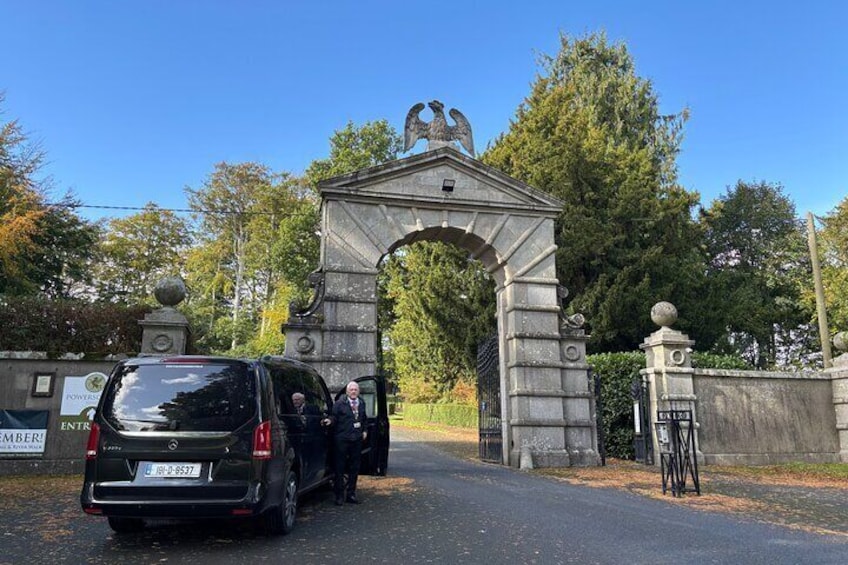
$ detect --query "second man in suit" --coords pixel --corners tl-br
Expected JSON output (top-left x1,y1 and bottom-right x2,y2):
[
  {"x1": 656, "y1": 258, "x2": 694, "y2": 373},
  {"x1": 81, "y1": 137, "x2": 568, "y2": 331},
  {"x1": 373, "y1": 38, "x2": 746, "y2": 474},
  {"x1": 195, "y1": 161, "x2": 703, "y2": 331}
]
[{"x1": 325, "y1": 381, "x2": 368, "y2": 505}]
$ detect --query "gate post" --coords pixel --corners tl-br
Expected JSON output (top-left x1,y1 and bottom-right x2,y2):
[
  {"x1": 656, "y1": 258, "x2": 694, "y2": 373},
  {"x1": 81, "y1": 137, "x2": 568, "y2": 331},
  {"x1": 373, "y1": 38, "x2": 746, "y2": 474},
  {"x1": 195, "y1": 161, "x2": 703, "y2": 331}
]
[
  {"x1": 828, "y1": 332, "x2": 848, "y2": 462},
  {"x1": 283, "y1": 267, "x2": 379, "y2": 391},
  {"x1": 139, "y1": 277, "x2": 191, "y2": 356},
  {"x1": 639, "y1": 301, "x2": 701, "y2": 465},
  {"x1": 559, "y1": 321, "x2": 600, "y2": 466}
]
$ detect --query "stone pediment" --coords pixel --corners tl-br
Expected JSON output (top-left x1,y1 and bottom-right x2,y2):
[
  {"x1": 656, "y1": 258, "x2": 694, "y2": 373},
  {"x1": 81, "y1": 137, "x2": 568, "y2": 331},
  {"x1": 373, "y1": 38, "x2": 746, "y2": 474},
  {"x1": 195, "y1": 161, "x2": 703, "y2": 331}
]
[{"x1": 317, "y1": 147, "x2": 564, "y2": 215}]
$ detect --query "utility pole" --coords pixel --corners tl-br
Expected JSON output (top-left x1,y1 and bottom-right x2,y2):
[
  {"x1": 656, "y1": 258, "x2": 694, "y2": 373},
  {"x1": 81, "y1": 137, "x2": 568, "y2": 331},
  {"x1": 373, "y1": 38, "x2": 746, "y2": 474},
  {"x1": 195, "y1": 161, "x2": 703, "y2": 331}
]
[{"x1": 806, "y1": 212, "x2": 832, "y2": 368}]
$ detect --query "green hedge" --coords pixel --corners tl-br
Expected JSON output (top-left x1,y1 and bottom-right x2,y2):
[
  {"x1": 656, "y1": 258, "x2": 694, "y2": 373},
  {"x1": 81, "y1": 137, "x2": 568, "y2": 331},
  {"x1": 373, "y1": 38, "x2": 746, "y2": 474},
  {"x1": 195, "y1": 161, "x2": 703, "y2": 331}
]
[
  {"x1": 0, "y1": 296, "x2": 151, "y2": 356},
  {"x1": 691, "y1": 352, "x2": 752, "y2": 370},
  {"x1": 588, "y1": 352, "x2": 645, "y2": 460},
  {"x1": 403, "y1": 403, "x2": 478, "y2": 428}
]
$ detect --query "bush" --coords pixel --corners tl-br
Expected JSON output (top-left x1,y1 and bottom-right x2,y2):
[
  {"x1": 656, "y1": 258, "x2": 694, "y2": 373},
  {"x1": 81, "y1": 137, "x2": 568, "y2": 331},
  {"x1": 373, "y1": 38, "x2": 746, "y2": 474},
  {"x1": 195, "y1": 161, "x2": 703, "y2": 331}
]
[
  {"x1": 587, "y1": 352, "x2": 645, "y2": 460},
  {"x1": 403, "y1": 403, "x2": 477, "y2": 428},
  {"x1": 0, "y1": 296, "x2": 151, "y2": 356},
  {"x1": 447, "y1": 377, "x2": 477, "y2": 406},
  {"x1": 397, "y1": 377, "x2": 440, "y2": 404},
  {"x1": 691, "y1": 352, "x2": 752, "y2": 370}
]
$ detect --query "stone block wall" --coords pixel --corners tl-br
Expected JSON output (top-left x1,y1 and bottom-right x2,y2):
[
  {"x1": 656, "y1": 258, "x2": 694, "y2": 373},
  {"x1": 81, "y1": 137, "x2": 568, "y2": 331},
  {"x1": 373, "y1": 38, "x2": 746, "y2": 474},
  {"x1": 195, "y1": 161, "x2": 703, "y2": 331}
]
[
  {"x1": 0, "y1": 354, "x2": 119, "y2": 475},
  {"x1": 693, "y1": 369, "x2": 840, "y2": 465}
]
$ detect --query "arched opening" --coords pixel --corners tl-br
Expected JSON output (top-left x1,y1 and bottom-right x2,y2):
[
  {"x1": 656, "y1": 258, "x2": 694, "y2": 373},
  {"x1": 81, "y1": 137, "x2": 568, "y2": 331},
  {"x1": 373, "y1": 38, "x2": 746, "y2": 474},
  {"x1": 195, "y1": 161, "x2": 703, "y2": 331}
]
[
  {"x1": 284, "y1": 147, "x2": 599, "y2": 467},
  {"x1": 376, "y1": 238, "x2": 499, "y2": 458}
]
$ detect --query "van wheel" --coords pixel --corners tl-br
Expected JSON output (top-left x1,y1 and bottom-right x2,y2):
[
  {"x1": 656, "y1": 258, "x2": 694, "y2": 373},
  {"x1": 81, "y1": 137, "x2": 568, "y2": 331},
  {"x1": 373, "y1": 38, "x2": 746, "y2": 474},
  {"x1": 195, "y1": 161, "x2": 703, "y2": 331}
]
[
  {"x1": 265, "y1": 469, "x2": 298, "y2": 535},
  {"x1": 107, "y1": 517, "x2": 144, "y2": 534}
]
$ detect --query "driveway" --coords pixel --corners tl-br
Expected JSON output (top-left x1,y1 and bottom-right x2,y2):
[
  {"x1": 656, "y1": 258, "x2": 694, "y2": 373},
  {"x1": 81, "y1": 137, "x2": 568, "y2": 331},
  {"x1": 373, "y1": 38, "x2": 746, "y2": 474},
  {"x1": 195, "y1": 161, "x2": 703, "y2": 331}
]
[
  {"x1": 1, "y1": 428, "x2": 846, "y2": 564},
  {"x1": 397, "y1": 422, "x2": 848, "y2": 537}
]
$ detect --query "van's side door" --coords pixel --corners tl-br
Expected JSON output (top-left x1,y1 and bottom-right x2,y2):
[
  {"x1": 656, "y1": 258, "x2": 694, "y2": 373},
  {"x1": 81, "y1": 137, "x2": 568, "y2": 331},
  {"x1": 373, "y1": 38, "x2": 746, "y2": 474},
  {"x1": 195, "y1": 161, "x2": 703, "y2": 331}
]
[
  {"x1": 299, "y1": 367, "x2": 333, "y2": 485},
  {"x1": 335, "y1": 375, "x2": 389, "y2": 476},
  {"x1": 267, "y1": 365, "x2": 310, "y2": 484}
]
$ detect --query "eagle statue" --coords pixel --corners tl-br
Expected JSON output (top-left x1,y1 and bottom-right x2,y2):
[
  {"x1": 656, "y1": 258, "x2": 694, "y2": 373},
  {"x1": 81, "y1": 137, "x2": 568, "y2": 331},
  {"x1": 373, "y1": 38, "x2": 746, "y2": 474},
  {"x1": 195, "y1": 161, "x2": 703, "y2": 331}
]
[{"x1": 403, "y1": 100, "x2": 475, "y2": 155}]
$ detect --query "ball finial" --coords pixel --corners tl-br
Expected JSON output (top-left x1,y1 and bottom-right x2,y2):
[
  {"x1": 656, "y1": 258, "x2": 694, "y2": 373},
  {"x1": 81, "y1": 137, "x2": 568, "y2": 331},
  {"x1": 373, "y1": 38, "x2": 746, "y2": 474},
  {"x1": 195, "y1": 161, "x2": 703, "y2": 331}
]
[
  {"x1": 153, "y1": 277, "x2": 187, "y2": 307},
  {"x1": 834, "y1": 332, "x2": 848, "y2": 353},
  {"x1": 651, "y1": 301, "x2": 678, "y2": 328}
]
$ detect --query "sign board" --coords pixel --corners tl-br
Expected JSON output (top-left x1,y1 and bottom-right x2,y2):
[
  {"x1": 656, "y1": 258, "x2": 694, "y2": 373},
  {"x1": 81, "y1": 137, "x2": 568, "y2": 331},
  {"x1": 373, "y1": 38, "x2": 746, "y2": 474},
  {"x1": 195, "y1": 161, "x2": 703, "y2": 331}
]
[
  {"x1": 59, "y1": 373, "x2": 108, "y2": 432},
  {"x1": 0, "y1": 410, "x2": 48, "y2": 457}
]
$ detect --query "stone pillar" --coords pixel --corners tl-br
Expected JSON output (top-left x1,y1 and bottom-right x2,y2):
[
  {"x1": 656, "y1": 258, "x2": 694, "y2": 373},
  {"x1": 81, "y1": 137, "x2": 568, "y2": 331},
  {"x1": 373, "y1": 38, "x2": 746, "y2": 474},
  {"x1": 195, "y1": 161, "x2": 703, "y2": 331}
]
[
  {"x1": 501, "y1": 279, "x2": 599, "y2": 468},
  {"x1": 502, "y1": 279, "x2": 571, "y2": 467},
  {"x1": 559, "y1": 322, "x2": 600, "y2": 466},
  {"x1": 829, "y1": 332, "x2": 848, "y2": 462},
  {"x1": 639, "y1": 301, "x2": 700, "y2": 464},
  {"x1": 139, "y1": 277, "x2": 191, "y2": 356},
  {"x1": 283, "y1": 268, "x2": 378, "y2": 392}
]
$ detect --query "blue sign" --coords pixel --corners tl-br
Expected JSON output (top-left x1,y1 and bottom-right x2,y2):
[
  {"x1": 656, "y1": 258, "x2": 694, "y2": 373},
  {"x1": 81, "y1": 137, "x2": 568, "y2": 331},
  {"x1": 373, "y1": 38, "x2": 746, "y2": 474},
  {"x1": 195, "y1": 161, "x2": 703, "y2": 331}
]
[{"x1": 0, "y1": 410, "x2": 49, "y2": 457}]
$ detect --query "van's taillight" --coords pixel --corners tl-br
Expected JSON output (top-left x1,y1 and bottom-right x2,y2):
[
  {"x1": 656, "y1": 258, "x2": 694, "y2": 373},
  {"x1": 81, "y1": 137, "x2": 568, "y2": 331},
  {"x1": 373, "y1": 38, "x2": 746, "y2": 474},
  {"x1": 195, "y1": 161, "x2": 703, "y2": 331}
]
[
  {"x1": 252, "y1": 421, "x2": 272, "y2": 459},
  {"x1": 85, "y1": 423, "x2": 100, "y2": 460}
]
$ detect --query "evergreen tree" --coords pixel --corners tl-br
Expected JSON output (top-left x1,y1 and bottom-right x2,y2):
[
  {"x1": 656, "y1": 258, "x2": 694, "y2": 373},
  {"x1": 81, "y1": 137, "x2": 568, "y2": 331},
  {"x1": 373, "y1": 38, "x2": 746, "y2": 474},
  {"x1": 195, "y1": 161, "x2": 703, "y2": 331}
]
[
  {"x1": 701, "y1": 180, "x2": 813, "y2": 367},
  {"x1": 384, "y1": 242, "x2": 496, "y2": 402},
  {"x1": 483, "y1": 32, "x2": 702, "y2": 351}
]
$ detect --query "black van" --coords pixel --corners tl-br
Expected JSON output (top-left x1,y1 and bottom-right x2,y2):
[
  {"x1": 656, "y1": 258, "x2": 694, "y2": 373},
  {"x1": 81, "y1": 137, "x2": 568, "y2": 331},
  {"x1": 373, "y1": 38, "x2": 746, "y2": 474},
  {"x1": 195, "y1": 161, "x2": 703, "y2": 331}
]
[{"x1": 80, "y1": 355, "x2": 389, "y2": 534}]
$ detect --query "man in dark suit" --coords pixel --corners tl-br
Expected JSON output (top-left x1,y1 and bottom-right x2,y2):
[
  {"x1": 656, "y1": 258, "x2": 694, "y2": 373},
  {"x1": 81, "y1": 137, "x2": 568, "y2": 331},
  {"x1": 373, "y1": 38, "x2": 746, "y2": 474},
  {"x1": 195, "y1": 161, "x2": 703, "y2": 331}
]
[{"x1": 326, "y1": 381, "x2": 367, "y2": 505}]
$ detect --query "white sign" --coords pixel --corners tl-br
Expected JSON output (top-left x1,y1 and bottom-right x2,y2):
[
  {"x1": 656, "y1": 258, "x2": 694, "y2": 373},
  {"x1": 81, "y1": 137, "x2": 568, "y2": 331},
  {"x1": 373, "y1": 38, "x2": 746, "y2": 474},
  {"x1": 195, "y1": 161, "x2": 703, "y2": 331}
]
[
  {"x1": 0, "y1": 429, "x2": 47, "y2": 454},
  {"x1": 633, "y1": 401, "x2": 641, "y2": 434},
  {"x1": 59, "y1": 373, "x2": 108, "y2": 431},
  {"x1": 0, "y1": 410, "x2": 49, "y2": 457}
]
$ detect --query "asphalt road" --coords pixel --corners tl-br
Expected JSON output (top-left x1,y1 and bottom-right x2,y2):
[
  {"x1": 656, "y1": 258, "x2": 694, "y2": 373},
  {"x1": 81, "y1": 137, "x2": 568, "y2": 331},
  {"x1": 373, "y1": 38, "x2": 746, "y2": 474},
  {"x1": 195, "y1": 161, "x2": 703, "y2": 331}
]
[{"x1": 2, "y1": 430, "x2": 847, "y2": 564}]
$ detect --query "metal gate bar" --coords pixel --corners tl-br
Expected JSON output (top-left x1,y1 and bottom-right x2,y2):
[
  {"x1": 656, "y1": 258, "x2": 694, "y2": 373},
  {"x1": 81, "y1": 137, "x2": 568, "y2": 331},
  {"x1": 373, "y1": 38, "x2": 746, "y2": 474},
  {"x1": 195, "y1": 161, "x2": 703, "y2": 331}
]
[
  {"x1": 655, "y1": 409, "x2": 700, "y2": 497},
  {"x1": 632, "y1": 376, "x2": 654, "y2": 465},
  {"x1": 477, "y1": 335, "x2": 502, "y2": 463}
]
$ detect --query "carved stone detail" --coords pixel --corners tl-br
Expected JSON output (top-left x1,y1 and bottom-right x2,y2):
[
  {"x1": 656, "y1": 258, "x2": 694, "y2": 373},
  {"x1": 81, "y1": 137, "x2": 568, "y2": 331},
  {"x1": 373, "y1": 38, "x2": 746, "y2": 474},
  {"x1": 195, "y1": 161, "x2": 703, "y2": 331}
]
[
  {"x1": 296, "y1": 335, "x2": 315, "y2": 354},
  {"x1": 404, "y1": 100, "x2": 474, "y2": 155},
  {"x1": 289, "y1": 269, "x2": 326, "y2": 323}
]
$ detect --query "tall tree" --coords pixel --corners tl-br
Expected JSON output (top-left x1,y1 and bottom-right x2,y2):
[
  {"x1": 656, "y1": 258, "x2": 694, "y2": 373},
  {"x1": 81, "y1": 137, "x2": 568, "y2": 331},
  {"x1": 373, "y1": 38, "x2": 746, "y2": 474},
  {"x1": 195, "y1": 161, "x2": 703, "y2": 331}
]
[
  {"x1": 384, "y1": 242, "x2": 496, "y2": 402},
  {"x1": 0, "y1": 95, "x2": 98, "y2": 297},
  {"x1": 483, "y1": 32, "x2": 702, "y2": 351},
  {"x1": 185, "y1": 162, "x2": 318, "y2": 353},
  {"x1": 187, "y1": 162, "x2": 276, "y2": 349},
  {"x1": 95, "y1": 203, "x2": 193, "y2": 303},
  {"x1": 304, "y1": 120, "x2": 403, "y2": 187},
  {"x1": 0, "y1": 103, "x2": 44, "y2": 290},
  {"x1": 245, "y1": 176, "x2": 319, "y2": 351},
  {"x1": 701, "y1": 180, "x2": 812, "y2": 367},
  {"x1": 808, "y1": 197, "x2": 848, "y2": 344}
]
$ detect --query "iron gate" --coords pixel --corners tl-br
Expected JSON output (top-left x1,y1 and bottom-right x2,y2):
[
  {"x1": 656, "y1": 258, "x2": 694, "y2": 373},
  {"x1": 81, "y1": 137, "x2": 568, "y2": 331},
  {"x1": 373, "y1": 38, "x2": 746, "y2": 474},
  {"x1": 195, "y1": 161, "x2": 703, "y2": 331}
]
[
  {"x1": 631, "y1": 376, "x2": 654, "y2": 464},
  {"x1": 477, "y1": 335, "x2": 502, "y2": 463}
]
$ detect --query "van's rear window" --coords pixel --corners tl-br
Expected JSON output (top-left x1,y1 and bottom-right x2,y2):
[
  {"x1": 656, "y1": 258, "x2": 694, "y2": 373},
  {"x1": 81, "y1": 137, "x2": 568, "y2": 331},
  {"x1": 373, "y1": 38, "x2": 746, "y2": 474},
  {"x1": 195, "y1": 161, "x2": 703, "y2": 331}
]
[{"x1": 103, "y1": 362, "x2": 256, "y2": 432}]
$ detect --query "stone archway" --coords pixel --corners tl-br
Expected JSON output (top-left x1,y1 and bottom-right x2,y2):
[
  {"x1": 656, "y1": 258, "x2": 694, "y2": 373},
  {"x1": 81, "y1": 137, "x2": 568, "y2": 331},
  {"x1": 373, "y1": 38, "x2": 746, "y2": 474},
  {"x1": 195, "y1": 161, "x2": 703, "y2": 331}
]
[{"x1": 284, "y1": 146, "x2": 599, "y2": 468}]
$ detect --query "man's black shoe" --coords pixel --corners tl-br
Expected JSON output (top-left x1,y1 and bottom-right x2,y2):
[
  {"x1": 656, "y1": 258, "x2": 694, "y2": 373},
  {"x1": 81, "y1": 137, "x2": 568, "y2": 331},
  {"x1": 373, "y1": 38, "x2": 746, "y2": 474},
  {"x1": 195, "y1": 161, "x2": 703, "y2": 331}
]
[
  {"x1": 334, "y1": 497, "x2": 344, "y2": 506},
  {"x1": 345, "y1": 494, "x2": 359, "y2": 504}
]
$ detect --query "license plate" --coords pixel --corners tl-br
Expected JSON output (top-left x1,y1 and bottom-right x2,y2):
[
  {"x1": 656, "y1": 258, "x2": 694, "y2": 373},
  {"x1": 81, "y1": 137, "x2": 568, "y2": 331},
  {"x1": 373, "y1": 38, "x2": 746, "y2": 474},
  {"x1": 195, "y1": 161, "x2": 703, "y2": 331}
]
[{"x1": 144, "y1": 462, "x2": 202, "y2": 478}]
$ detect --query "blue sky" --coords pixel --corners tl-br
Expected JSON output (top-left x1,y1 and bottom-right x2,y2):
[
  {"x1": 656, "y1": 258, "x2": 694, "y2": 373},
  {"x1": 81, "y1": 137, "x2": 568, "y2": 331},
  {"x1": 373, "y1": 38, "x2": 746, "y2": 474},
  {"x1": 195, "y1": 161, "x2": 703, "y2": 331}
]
[{"x1": 1, "y1": 1, "x2": 845, "y2": 222}]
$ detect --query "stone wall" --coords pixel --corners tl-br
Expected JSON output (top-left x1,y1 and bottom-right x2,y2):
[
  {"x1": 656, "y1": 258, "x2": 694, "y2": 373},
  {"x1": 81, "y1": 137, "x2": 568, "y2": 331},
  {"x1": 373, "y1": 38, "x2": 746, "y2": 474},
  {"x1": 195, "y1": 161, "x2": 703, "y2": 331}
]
[
  {"x1": 640, "y1": 301, "x2": 847, "y2": 466},
  {"x1": 0, "y1": 354, "x2": 118, "y2": 475},
  {"x1": 693, "y1": 369, "x2": 840, "y2": 465}
]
